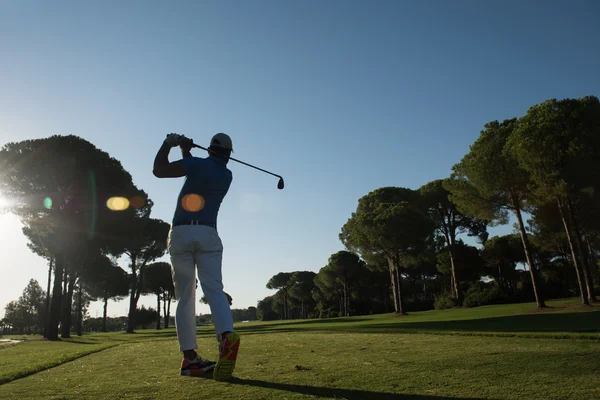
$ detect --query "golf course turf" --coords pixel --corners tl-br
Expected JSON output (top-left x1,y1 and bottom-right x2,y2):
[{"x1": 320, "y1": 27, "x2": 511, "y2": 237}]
[{"x1": 0, "y1": 298, "x2": 598, "y2": 400}]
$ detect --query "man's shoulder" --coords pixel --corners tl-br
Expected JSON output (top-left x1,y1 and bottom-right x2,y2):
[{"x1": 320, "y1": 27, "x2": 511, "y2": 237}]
[{"x1": 183, "y1": 155, "x2": 206, "y2": 163}]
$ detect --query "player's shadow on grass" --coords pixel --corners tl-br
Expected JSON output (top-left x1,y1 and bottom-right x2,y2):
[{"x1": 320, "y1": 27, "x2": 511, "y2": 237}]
[{"x1": 228, "y1": 378, "x2": 484, "y2": 400}]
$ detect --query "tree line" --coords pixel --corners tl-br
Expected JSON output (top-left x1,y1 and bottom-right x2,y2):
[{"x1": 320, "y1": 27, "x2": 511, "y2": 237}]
[
  {"x1": 256, "y1": 96, "x2": 600, "y2": 319},
  {"x1": 0, "y1": 135, "x2": 178, "y2": 338}
]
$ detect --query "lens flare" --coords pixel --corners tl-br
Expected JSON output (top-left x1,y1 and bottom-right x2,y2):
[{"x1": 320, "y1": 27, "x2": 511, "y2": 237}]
[
  {"x1": 43, "y1": 197, "x2": 52, "y2": 209},
  {"x1": 107, "y1": 197, "x2": 130, "y2": 211},
  {"x1": 182, "y1": 194, "x2": 205, "y2": 212},
  {"x1": 130, "y1": 196, "x2": 145, "y2": 208}
]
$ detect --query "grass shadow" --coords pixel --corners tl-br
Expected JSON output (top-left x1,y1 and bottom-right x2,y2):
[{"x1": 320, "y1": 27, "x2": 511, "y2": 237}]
[
  {"x1": 59, "y1": 340, "x2": 104, "y2": 345},
  {"x1": 226, "y1": 310, "x2": 600, "y2": 339},
  {"x1": 363, "y1": 311, "x2": 600, "y2": 334},
  {"x1": 229, "y1": 378, "x2": 485, "y2": 399}
]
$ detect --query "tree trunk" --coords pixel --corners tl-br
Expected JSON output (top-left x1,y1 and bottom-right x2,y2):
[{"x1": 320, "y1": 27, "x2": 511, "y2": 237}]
[
  {"x1": 62, "y1": 275, "x2": 76, "y2": 338},
  {"x1": 44, "y1": 258, "x2": 53, "y2": 338},
  {"x1": 102, "y1": 292, "x2": 108, "y2": 332},
  {"x1": 395, "y1": 265, "x2": 405, "y2": 315},
  {"x1": 448, "y1": 246, "x2": 460, "y2": 300},
  {"x1": 442, "y1": 230, "x2": 460, "y2": 300},
  {"x1": 156, "y1": 294, "x2": 161, "y2": 330},
  {"x1": 558, "y1": 198, "x2": 589, "y2": 305},
  {"x1": 62, "y1": 269, "x2": 68, "y2": 315},
  {"x1": 343, "y1": 281, "x2": 348, "y2": 317},
  {"x1": 586, "y1": 235, "x2": 598, "y2": 281},
  {"x1": 512, "y1": 195, "x2": 546, "y2": 308},
  {"x1": 162, "y1": 295, "x2": 168, "y2": 329},
  {"x1": 126, "y1": 254, "x2": 138, "y2": 334},
  {"x1": 167, "y1": 297, "x2": 172, "y2": 328},
  {"x1": 46, "y1": 257, "x2": 63, "y2": 341},
  {"x1": 126, "y1": 292, "x2": 137, "y2": 333},
  {"x1": 76, "y1": 284, "x2": 83, "y2": 336},
  {"x1": 387, "y1": 259, "x2": 400, "y2": 313},
  {"x1": 165, "y1": 294, "x2": 172, "y2": 328},
  {"x1": 566, "y1": 198, "x2": 597, "y2": 302}
]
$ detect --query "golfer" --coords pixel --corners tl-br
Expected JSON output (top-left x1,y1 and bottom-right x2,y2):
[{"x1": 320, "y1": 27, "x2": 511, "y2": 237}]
[{"x1": 153, "y1": 132, "x2": 240, "y2": 380}]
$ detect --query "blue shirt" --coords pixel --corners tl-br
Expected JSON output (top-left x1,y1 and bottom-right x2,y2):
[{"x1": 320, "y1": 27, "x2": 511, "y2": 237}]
[{"x1": 172, "y1": 155, "x2": 233, "y2": 226}]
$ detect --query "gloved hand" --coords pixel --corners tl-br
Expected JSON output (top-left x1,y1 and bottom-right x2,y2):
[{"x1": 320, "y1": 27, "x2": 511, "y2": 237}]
[{"x1": 165, "y1": 133, "x2": 183, "y2": 147}]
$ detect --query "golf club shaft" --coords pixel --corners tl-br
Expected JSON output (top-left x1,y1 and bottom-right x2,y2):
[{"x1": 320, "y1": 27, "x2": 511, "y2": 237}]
[{"x1": 191, "y1": 143, "x2": 283, "y2": 180}]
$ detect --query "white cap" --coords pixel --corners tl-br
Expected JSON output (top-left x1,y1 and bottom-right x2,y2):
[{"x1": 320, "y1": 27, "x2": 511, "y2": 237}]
[{"x1": 210, "y1": 133, "x2": 233, "y2": 151}]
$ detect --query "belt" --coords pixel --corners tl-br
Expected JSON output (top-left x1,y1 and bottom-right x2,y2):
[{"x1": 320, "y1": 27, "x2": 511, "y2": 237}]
[{"x1": 172, "y1": 220, "x2": 216, "y2": 229}]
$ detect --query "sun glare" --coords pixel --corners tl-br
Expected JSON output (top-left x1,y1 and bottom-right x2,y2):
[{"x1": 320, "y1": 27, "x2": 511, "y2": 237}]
[{"x1": 0, "y1": 195, "x2": 11, "y2": 209}]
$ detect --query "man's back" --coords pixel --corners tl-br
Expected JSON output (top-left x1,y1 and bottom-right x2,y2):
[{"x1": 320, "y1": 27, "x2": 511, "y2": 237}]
[{"x1": 172, "y1": 155, "x2": 233, "y2": 225}]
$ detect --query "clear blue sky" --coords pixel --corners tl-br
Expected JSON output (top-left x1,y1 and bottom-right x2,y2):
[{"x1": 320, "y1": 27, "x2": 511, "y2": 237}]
[{"x1": 1, "y1": 0, "x2": 599, "y2": 318}]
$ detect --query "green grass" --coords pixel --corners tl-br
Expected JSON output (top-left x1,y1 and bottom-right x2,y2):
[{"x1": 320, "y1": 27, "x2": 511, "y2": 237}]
[
  {"x1": 0, "y1": 339, "x2": 116, "y2": 384},
  {"x1": 0, "y1": 298, "x2": 599, "y2": 399}
]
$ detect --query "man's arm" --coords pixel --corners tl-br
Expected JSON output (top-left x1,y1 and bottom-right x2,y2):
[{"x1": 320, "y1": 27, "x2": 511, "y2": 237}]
[
  {"x1": 153, "y1": 135, "x2": 186, "y2": 178},
  {"x1": 180, "y1": 137, "x2": 193, "y2": 158},
  {"x1": 181, "y1": 148, "x2": 192, "y2": 158}
]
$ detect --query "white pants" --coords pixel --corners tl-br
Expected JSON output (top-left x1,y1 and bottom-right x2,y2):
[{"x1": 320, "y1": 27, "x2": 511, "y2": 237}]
[{"x1": 168, "y1": 224, "x2": 234, "y2": 352}]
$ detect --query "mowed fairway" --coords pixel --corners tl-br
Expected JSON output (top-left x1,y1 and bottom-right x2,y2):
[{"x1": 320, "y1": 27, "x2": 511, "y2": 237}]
[{"x1": 1, "y1": 299, "x2": 599, "y2": 400}]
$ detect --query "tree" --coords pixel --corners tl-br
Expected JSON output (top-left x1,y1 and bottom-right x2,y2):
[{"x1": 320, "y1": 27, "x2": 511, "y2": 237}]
[
  {"x1": 118, "y1": 217, "x2": 170, "y2": 333},
  {"x1": 60, "y1": 235, "x2": 95, "y2": 338},
  {"x1": 313, "y1": 267, "x2": 342, "y2": 318},
  {"x1": 509, "y1": 96, "x2": 600, "y2": 303},
  {"x1": 2, "y1": 279, "x2": 46, "y2": 334},
  {"x1": 266, "y1": 272, "x2": 293, "y2": 319},
  {"x1": 420, "y1": 179, "x2": 488, "y2": 299},
  {"x1": 318, "y1": 252, "x2": 363, "y2": 317},
  {"x1": 436, "y1": 241, "x2": 485, "y2": 291},
  {"x1": 3, "y1": 301, "x2": 24, "y2": 334},
  {"x1": 481, "y1": 235, "x2": 526, "y2": 292},
  {"x1": 445, "y1": 119, "x2": 547, "y2": 308},
  {"x1": 287, "y1": 271, "x2": 317, "y2": 319},
  {"x1": 0, "y1": 135, "x2": 147, "y2": 340},
  {"x1": 20, "y1": 222, "x2": 54, "y2": 335},
  {"x1": 340, "y1": 187, "x2": 435, "y2": 315},
  {"x1": 256, "y1": 295, "x2": 280, "y2": 321},
  {"x1": 80, "y1": 255, "x2": 130, "y2": 332},
  {"x1": 134, "y1": 306, "x2": 158, "y2": 329},
  {"x1": 143, "y1": 262, "x2": 176, "y2": 329}
]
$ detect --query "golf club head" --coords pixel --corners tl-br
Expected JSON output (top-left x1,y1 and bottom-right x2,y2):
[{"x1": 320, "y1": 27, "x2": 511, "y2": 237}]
[{"x1": 277, "y1": 177, "x2": 285, "y2": 190}]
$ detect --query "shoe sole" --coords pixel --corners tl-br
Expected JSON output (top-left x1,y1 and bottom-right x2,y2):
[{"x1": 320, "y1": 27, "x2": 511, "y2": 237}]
[
  {"x1": 181, "y1": 365, "x2": 215, "y2": 377},
  {"x1": 214, "y1": 332, "x2": 240, "y2": 381}
]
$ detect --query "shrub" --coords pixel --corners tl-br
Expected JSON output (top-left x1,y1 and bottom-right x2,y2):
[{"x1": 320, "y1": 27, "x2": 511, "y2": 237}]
[
  {"x1": 434, "y1": 293, "x2": 458, "y2": 310},
  {"x1": 404, "y1": 298, "x2": 434, "y2": 312},
  {"x1": 462, "y1": 282, "x2": 511, "y2": 308}
]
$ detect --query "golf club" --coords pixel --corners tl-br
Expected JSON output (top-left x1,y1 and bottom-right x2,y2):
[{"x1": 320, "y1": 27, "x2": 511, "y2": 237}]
[{"x1": 168, "y1": 135, "x2": 284, "y2": 189}]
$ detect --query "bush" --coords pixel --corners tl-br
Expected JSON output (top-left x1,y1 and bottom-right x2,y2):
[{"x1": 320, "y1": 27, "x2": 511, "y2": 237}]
[
  {"x1": 258, "y1": 310, "x2": 280, "y2": 321},
  {"x1": 434, "y1": 293, "x2": 458, "y2": 310},
  {"x1": 404, "y1": 298, "x2": 435, "y2": 312},
  {"x1": 462, "y1": 282, "x2": 511, "y2": 308}
]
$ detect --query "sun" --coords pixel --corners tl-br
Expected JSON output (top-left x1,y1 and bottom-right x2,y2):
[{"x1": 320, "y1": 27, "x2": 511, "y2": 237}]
[{"x1": 0, "y1": 194, "x2": 14, "y2": 209}]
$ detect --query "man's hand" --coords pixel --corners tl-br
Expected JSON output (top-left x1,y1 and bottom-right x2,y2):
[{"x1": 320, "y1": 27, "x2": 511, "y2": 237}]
[
  {"x1": 175, "y1": 135, "x2": 193, "y2": 158},
  {"x1": 165, "y1": 133, "x2": 183, "y2": 147},
  {"x1": 179, "y1": 136, "x2": 193, "y2": 152},
  {"x1": 154, "y1": 133, "x2": 187, "y2": 178}
]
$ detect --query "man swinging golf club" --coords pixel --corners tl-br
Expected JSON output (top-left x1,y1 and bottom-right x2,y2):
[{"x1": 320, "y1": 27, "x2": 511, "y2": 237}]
[{"x1": 153, "y1": 132, "x2": 240, "y2": 380}]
